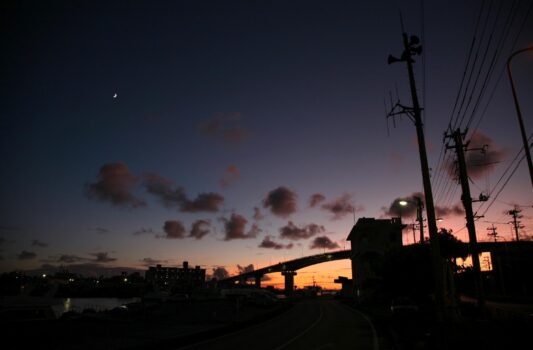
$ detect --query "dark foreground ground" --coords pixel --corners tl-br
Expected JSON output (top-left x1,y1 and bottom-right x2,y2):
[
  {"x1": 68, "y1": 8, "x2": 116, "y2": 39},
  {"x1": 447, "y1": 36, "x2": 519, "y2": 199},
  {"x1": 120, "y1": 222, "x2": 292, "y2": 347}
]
[
  {"x1": 2, "y1": 297, "x2": 291, "y2": 350},
  {"x1": 3, "y1": 295, "x2": 533, "y2": 350},
  {"x1": 355, "y1": 296, "x2": 533, "y2": 350}
]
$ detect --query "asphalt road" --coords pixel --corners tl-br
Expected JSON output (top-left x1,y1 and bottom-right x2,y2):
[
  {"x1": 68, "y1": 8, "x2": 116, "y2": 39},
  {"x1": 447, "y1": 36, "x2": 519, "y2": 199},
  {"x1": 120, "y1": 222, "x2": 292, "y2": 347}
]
[{"x1": 177, "y1": 297, "x2": 389, "y2": 350}]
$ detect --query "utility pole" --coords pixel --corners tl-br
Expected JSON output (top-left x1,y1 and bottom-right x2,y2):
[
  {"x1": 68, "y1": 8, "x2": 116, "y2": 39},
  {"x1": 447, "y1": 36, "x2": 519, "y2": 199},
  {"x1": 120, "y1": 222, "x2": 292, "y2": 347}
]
[
  {"x1": 415, "y1": 196, "x2": 425, "y2": 243},
  {"x1": 388, "y1": 32, "x2": 445, "y2": 318},
  {"x1": 445, "y1": 128, "x2": 485, "y2": 309},
  {"x1": 487, "y1": 224, "x2": 498, "y2": 242},
  {"x1": 508, "y1": 207, "x2": 523, "y2": 241}
]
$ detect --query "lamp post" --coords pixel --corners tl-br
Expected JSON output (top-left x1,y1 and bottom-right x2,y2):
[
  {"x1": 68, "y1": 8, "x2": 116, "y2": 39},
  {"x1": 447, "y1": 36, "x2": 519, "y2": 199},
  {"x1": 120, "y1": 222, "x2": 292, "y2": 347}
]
[
  {"x1": 398, "y1": 200, "x2": 408, "y2": 245},
  {"x1": 507, "y1": 46, "x2": 533, "y2": 191}
]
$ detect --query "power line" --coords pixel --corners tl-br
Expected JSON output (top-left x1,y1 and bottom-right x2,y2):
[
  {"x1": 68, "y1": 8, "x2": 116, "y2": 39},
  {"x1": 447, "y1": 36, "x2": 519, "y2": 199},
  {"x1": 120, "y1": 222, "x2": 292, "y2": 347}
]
[
  {"x1": 465, "y1": 0, "x2": 521, "y2": 132},
  {"x1": 469, "y1": 0, "x2": 532, "y2": 137},
  {"x1": 456, "y1": 0, "x2": 503, "y2": 130},
  {"x1": 479, "y1": 150, "x2": 529, "y2": 218},
  {"x1": 451, "y1": 0, "x2": 495, "y2": 131}
]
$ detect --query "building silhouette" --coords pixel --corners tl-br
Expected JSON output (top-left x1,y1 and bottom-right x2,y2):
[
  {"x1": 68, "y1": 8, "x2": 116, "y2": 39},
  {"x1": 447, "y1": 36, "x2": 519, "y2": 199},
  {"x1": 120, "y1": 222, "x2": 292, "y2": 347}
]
[
  {"x1": 145, "y1": 261, "x2": 205, "y2": 291},
  {"x1": 347, "y1": 217, "x2": 405, "y2": 303}
]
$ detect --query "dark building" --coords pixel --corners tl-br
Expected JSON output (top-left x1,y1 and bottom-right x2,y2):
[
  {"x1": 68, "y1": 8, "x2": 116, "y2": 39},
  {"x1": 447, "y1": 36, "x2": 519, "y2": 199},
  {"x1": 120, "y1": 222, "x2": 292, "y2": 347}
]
[
  {"x1": 457, "y1": 241, "x2": 533, "y2": 299},
  {"x1": 347, "y1": 217, "x2": 405, "y2": 303},
  {"x1": 145, "y1": 261, "x2": 206, "y2": 291},
  {"x1": 334, "y1": 276, "x2": 353, "y2": 298}
]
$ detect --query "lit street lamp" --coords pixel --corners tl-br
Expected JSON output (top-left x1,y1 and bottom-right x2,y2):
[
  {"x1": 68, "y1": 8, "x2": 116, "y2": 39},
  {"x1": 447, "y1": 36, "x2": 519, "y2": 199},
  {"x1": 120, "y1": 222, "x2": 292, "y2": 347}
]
[
  {"x1": 398, "y1": 200, "x2": 408, "y2": 223},
  {"x1": 507, "y1": 46, "x2": 533, "y2": 192}
]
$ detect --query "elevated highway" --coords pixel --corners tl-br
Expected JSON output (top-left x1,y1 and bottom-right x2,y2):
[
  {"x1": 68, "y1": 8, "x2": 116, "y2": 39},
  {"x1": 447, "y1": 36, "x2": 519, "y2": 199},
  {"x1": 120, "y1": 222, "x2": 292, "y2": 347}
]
[{"x1": 219, "y1": 250, "x2": 352, "y2": 292}]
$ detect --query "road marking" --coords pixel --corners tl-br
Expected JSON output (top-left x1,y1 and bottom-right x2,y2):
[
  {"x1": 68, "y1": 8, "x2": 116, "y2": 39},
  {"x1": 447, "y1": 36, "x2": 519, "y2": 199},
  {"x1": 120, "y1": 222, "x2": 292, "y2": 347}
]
[
  {"x1": 349, "y1": 307, "x2": 380, "y2": 350},
  {"x1": 273, "y1": 305, "x2": 324, "y2": 350}
]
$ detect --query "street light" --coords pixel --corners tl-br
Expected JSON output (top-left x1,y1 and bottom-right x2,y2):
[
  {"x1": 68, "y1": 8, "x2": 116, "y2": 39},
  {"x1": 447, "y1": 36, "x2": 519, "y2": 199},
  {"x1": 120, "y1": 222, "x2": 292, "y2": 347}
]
[
  {"x1": 507, "y1": 46, "x2": 533, "y2": 192},
  {"x1": 398, "y1": 200, "x2": 408, "y2": 223}
]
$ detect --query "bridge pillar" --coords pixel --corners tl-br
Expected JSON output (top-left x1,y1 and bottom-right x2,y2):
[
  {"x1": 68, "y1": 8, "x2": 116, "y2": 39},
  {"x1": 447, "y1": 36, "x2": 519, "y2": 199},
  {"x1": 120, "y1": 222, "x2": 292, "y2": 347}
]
[
  {"x1": 254, "y1": 274, "x2": 263, "y2": 288},
  {"x1": 281, "y1": 271, "x2": 297, "y2": 294}
]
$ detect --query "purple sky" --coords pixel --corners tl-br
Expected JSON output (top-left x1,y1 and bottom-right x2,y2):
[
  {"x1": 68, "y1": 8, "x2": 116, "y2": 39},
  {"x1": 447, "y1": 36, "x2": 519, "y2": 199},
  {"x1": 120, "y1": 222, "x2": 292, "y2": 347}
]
[{"x1": 1, "y1": 1, "x2": 532, "y2": 282}]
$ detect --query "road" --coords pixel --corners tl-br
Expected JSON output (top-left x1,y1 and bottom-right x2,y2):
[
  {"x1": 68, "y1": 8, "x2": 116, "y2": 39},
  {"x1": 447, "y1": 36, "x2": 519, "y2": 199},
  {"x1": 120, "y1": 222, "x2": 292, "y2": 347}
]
[{"x1": 177, "y1": 297, "x2": 390, "y2": 350}]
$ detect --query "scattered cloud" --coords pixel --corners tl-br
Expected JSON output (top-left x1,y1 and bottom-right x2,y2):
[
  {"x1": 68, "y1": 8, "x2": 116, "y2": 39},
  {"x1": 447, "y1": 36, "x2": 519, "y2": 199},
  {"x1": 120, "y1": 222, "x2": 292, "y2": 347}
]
[
  {"x1": 143, "y1": 173, "x2": 224, "y2": 213},
  {"x1": 220, "y1": 164, "x2": 240, "y2": 188},
  {"x1": 200, "y1": 112, "x2": 251, "y2": 145},
  {"x1": 279, "y1": 222, "x2": 325, "y2": 240},
  {"x1": 143, "y1": 173, "x2": 224, "y2": 212},
  {"x1": 85, "y1": 162, "x2": 145, "y2": 208},
  {"x1": 389, "y1": 151, "x2": 405, "y2": 168},
  {"x1": 212, "y1": 266, "x2": 230, "y2": 280},
  {"x1": 445, "y1": 131, "x2": 506, "y2": 180},
  {"x1": 263, "y1": 186, "x2": 297, "y2": 218},
  {"x1": 31, "y1": 239, "x2": 48, "y2": 247},
  {"x1": 57, "y1": 254, "x2": 86, "y2": 263},
  {"x1": 321, "y1": 194, "x2": 364, "y2": 220},
  {"x1": 17, "y1": 250, "x2": 37, "y2": 260},
  {"x1": 140, "y1": 257, "x2": 165, "y2": 266},
  {"x1": 309, "y1": 236, "x2": 339, "y2": 250},
  {"x1": 182, "y1": 193, "x2": 225, "y2": 213},
  {"x1": 383, "y1": 192, "x2": 424, "y2": 218},
  {"x1": 162, "y1": 220, "x2": 186, "y2": 239},
  {"x1": 93, "y1": 227, "x2": 109, "y2": 234},
  {"x1": 90, "y1": 252, "x2": 117, "y2": 263},
  {"x1": 190, "y1": 220, "x2": 211, "y2": 240},
  {"x1": 309, "y1": 193, "x2": 326, "y2": 208},
  {"x1": 237, "y1": 264, "x2": 254, "y2": 274},
  {"x1": 435, "y1": 204, "x2": 464, "y2": 218},
  {"x1": 258, "y1": 235, "x2": 293, "y2": 249},
  {"x1": 465, "y1": 132, "x2": 506, "y2": 179},
  {"x1": 221, "y1": 213, "x2": 260, "y2": 240},
  {"x1": 133, "y1": 227, "x2": 155, "y2": 235},
  {"x1": 253, "y1": 207, "x2": 264, "y2": 221},
  {"x1": 143, "y1": 173, "x2": 186, "y2": 207}
]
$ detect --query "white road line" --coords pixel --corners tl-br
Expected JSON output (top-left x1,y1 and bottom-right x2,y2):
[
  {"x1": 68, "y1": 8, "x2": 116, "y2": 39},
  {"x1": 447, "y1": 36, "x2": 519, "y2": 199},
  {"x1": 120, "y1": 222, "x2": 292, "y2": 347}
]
[
  {"x1": 273, "y1": 305, "x2": 324, "y2": 350},
  {"x1": 349, "y1": 307, "x2": 380, "y2": 350}
]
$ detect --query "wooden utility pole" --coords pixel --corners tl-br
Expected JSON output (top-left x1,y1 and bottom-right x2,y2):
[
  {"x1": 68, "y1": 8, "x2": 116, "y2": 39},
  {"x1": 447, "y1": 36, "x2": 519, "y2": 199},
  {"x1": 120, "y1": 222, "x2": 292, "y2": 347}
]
[
  {"x1": 388, "y1": 32, "x2": 445, "y2": 318},
  {"x1": 415, "y1": 196, "x2": 425, "y2": 243},
  {"x1": 446, "y1": 128, "x2": 485, "y2": 309},
  {"x1": 508, "y1": 208, "x2": 523, "y2": 241},
  {"x1": 487, "y1": 224, "x2": 498, "y2": 242}
]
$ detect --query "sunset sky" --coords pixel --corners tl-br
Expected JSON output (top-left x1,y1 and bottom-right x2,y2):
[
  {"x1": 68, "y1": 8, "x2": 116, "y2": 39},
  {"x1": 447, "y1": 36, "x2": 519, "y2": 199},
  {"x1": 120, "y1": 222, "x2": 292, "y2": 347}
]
[{"x1": 1, "y1": 0, "x2": 532, "y2": 289}]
